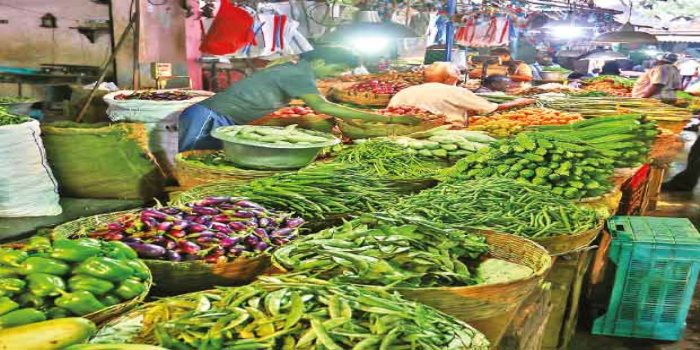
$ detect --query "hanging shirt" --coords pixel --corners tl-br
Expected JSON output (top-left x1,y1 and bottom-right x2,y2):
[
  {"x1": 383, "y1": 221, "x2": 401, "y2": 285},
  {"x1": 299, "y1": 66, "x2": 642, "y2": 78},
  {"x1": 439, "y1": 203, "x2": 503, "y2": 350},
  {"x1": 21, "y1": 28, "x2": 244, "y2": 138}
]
[
  {"x1": 198, "y1": 61, "x2": 319, "y2": 124},
  {"x1": 632, "y1": 64, "x2": 681, "y2": 101},
  {"x1": 389, "y1": 83, "x2": 498, "y2": 122}
]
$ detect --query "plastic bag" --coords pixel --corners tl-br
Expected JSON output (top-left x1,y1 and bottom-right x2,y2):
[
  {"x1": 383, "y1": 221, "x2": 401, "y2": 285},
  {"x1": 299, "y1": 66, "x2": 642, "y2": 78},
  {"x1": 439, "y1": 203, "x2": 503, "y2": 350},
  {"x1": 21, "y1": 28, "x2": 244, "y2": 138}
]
[
  {"x1": 200, "y1": 1, "x2": 255, "y2": 55},
  {"x1": 0, "y1": 120, "x2": 62, "y2": 217}
]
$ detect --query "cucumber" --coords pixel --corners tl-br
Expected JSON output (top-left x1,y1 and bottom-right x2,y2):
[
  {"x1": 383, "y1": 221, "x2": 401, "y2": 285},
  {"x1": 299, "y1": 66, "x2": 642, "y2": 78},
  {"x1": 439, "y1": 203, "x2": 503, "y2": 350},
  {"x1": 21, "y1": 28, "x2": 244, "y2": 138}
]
[
  {"x1": 418, "y1": 149, "x2": 433, "y2": 157},
  {"x1": 441, "y1": 144, "x2": 458, "y2": 151},
  {"x1": 432, "y1": 149, "x2": 448, "y2": 158},
  {"x1": 458, "y1": 142, "x2": 476, "y2": 151},
  {"x1": 422, "y1": 141, "x2": 440, "y2": 150},
  {"x1": 0, "y1": 318, "x2": 95, "y2": 350},
  {"x1": 409, "y1": 141, "x2": 424, "y2": 150}
]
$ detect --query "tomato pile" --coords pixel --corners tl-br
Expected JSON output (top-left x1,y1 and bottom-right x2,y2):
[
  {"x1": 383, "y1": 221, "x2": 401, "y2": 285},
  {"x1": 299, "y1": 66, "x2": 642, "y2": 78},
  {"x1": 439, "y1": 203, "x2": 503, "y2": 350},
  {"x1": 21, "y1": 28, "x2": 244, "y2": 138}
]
[
  {"x1": 349, "y1": 80, "x2": 410, "y2": 95},
  {"x1": 267, "y1": 106, "x2": 329, "y2": 119},
  {"x1": 376, "y1": 105, "x2": 444, "y2": 121}
]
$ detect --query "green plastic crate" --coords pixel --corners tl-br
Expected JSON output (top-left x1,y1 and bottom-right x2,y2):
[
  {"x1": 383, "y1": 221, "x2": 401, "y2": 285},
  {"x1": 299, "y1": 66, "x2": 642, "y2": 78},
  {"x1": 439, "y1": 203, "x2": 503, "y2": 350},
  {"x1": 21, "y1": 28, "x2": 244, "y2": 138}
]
[{"x1": 592, "y1": 216, "x2": 700, "y2": 341}]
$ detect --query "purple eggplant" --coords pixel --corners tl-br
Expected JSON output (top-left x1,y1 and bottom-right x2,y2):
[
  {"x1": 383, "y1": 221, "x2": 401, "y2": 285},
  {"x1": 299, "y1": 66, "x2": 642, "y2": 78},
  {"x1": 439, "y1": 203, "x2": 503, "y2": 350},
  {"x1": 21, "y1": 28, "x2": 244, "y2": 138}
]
[
  {"x1": 213, "y1": 232, "x2": 230, "y2": 240},
  {"x1": 284, "y1": 218, "x2": 305, "y2": 228},
  {"x1": 149, "y1": 236, "x2": 167, "y2": 246},
  {"x1": 157, "y1": 222, "x2": 173, "y2": 232},
  {"x1": 187, "y1": 223, "x2": 208, "y2": 233},
  {"x1": 161, "y1": 207, "x2": 182, "y2": 215},
  {"x1": 192, "y1": 215, "x2": 212, "y2": 225},
  {"x1": 245, "y1": 218, "x2": 259, "y2": 228},
  {"x1": 272, "y1": 237, "x2": 290, "y2": 246},
  {"x1": 196, "y1": 236, "x2": 216, "y2": 244},
  {"x1": 232, "y1": 211, "x2": 255, "y2": 219},
  {"x1": 129, "y1": 242, "x2": 167, "y2": 258},
  {"x1": 253, "y1": 228, "x2": 269, "y2": 240},
  {"x1": 205, "y1": 254, "x2": 224, "y2": 264},
  {"x1": 258, "y1": 218, "x2": 271, "y2": 228},
  {"x1": 209, "y1": 222, "x2": 229, "y2": 232},
  {"x1": 192, "y1": 207, "x2": 220, "y2": 216},
  {"x1": 141, "y1": 209, "x2": 169, "y2": 221},
  {"x1": 193, "y1": 197, "x2": 231, "y2": 206},
  {"x1": 165, "y1": 250, "x2": 182, "y2": 261},
  {"x1": 171, "y1": 220, "x2": 189, "y2": 231},
  {"x1": 228, "y1": 246, "x2": 245, "y2": 256},
  {"x1": 142, "y1": 217, "x2": 159, "y2": 229},
  {"x1": 211, "y1": 215, "x2": 231, "y2": 223},
  {"x1": 228, "y1": 222, "x2": 247, "y2": 231},
  {"x1": 179, "y1": 241, "x2": 201, "y2": 255},
  {"x1": 271, "y1": 228, "x2": 295, "y2": 237},
  {"x1": 254, "y1": 241, "x2": 269, "y2": 251},
  {"x1": 103, "y1": 232, "x2": 124, "y2": 241},
  {"x1": 218, "y1": 203, "x2": 236, "y2": 210},
  {"x1": 164, "y1": 239, "x2": 177, "y2": 250},
  {"x1": 122, "y1": 237, "x2": 142, "y2": 244},
  {"x1": 183, "y1": 215, "x2": 198, "y2": 222},
  {"x1": 244, "y1": 235, "x2": 260, "y2": 247},
  {"x1": 106, "y1": 223, "x2": 124, "y2": 231},
  {"x1": 168, "y1": 230, "x2": 186, "y2": 239},
  {"x1": 219, "y1": 237, "x2": 239, "y2": 248},
  {"x1": 235, "y1": 200, "x2": 265, "y2": 210}
]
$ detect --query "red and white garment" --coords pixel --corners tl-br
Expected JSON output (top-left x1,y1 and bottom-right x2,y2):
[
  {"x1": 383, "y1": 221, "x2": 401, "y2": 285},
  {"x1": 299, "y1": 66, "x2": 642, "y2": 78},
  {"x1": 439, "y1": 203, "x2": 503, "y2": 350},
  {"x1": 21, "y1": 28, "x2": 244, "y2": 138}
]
[{"x1": 455, "y1": 15, "x2": 509, "y2": 47}]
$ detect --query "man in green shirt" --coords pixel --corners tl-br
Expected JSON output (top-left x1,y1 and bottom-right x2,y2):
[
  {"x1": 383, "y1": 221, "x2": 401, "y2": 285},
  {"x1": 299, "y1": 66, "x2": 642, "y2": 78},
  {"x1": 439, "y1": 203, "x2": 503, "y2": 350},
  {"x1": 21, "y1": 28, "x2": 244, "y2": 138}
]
[{"x1": 179, "y1": 59, "x2": 420, "y2": 151}]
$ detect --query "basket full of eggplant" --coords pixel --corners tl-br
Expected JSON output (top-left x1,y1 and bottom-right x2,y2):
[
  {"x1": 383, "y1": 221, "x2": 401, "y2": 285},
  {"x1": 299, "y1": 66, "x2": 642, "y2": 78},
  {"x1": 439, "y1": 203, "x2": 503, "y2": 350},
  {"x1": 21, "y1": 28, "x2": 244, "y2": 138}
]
[{"x1": 51, "y1": 197, "x2": 304, "y2": 295}]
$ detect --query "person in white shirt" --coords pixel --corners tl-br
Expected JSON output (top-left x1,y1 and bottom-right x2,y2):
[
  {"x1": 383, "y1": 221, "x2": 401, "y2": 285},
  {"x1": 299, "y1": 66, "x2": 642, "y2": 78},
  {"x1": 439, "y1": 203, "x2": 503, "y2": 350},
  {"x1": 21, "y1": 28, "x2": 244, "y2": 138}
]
[
  {"x1": 389, "y1": 63, "x2": 533, "y2": 123},
  {"x1": 632, "y1": 53, "x2": 682, "y2": 103},
  {"x1": 676, "y1": 57, "x2": 700, "y2": 89}
]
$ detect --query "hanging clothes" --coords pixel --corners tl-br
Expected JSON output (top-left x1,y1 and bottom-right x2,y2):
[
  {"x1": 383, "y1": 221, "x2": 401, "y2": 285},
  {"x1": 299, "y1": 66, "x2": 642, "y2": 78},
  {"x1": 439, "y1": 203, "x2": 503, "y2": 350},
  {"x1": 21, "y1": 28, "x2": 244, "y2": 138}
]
[
  {"x1": 200, "y1": 1, "x2": 255, "y2": 55},
  {"x1": 454, "y1": 15, "x2": 510, "y2": 47}
]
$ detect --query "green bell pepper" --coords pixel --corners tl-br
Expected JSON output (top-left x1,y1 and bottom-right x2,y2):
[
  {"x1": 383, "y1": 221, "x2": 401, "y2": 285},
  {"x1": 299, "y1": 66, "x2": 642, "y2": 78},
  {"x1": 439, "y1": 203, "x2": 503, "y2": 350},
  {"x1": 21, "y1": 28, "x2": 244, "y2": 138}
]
[
  {"x1": 98, "y1": 294, "x2": 121, "y2": 307},
  {"x1": 102, "y1": 241, "x2": 138, "y2": 260},
  {"x1": 46, "y1": 306, "x2": 70, "y2": 319},
  {"x1": 20, "y1": 257, "x2": 71, "y2": 276},
  {"x1": 0, "y1": 308, "x2": 46, "y2": 327},
  {"x1": 25, "y1": 236, "x2": 52, "y2": 253},
  {"x1": 18, "y1": 292, "x2": 47, "y2": 309},
  {"x1": 74, "y1": 257, "x2": 134, "y2": 282},
  {"x1": 0, "y1": 267, "x2": 18, "y2": 278},
  {"x1": 50, "y1": 238, "x2": 103, "y2": 263},
  {"x1": 0, "y1": 297, "x2": 19, "y2": 316},
  {"x1": 27, "y1": 273, "x2": 66, "y2": 297},
  {"x1": 113, "y1": 278, "x2": 145, "y2": 300},
  {"x1": 125, "y1": 260, "x2": 150, "y2": 280},
  {"x1": 0, "y1": 278, "x2": 26, "y2": 296},
  {"x1": 0, "y1": 250, "x2": 28, "y2": 267},
  {"x1": 68, "y1": 275, "x2": 114, "y2": 296},
  {"x1": 55, "y1": 291, "x2": 105, "y2": 316}
]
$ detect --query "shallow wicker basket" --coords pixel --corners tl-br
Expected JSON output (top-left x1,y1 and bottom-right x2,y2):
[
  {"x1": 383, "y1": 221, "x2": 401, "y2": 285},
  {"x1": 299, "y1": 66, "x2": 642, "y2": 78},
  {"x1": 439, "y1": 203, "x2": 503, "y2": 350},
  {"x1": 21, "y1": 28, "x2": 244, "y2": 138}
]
[
  {"x1": 575, "y1": 189, "x2": 623, "y2": 219},
  {"x1": 530, "y1": 222, "x2": 604, "y2": 256},
  {"x1": 654, "y1": 120, "x2": 688, "y2": 134},
  {"x1": 336, "y1": 117, "x2": 447, "y2": 139},
  {"x1": 51, "y1": 210, "x2": 270, "y2": 296},
  {"x1": 650, "y1": 131, "x2": 684, "y2": 165},
  {"x1": 1, "y1": 238, "x2": 152, "y2": 325},
  {"x1": 329, "y1": 88, "x2": 392, "y2": 107},
  {"x1": 174, "y1": 150, "x2": 287, "y2": 190},
  {"x1": 250, "y1": 114, "x2": 335, "y2": 133},
  {"x1": 395, "y1": 231, "x2": 551, "y2": 323}
]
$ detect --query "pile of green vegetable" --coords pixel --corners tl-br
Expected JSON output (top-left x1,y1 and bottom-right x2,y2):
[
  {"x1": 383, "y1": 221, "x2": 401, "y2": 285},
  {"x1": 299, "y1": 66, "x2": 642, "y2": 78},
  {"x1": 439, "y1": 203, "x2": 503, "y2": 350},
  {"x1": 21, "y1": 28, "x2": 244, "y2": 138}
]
[
  {"x1": 273, "y1": 217, "x2": 489, "y2": 287},
  {"x1": 539, "y1": 96, "x2": 692, "y2": 121},
  {"x1": 534, "y1": 114, "x2": 658, "y2": 167},
  {"x1": 0, "y1": 106, "x2": 32, "y2": 126},
  {"x1": 378, "y1": 128, "x2": 496, "y2": 160},
  {"x1": 393, "y1": 177, "x2": 600, "y2": 238},
  {"x1": 447, "y1": 131, "x2": 614, "y2": 199},
  {"x1": 0, "y1": 96, "x2": 35, "y2": 103},
  {"x1": 336, "y1": 140, "x2": 445, "y2": 178},
  {"x1": 174, "y1": 163, "x2": 400, "y2": 219},
  {"x1": 541, "y1": 66, "x2": 571, "y2": 73},
  {"x1": 93, "y1": 276, "x2": 490, "y2": 349},
  {"x1": 214, "y1": 125, "x2": 336, "y2": 146},
  {"x1": 0, "y1": 236, "x2": 149, "y2": 328}
]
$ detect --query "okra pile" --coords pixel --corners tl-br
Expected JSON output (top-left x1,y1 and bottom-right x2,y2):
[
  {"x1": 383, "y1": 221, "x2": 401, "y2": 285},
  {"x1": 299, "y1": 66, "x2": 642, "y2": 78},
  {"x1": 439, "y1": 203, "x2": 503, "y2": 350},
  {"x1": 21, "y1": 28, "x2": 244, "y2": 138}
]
[
  {"x1": 448, "y1": 131, "x2": 615, "y2": 199},
  {"x1": 393, "y1": 177, "x2": 599, "y2": 238},
  {"x1": 0, "y1": 236, "x2": 149, "y2": 328},
  {"x1": 335, "y1": 140, "x2": 445, "y2": 179},
  {"x1": 273, "y1": 217, "x2": 489, "y2": 287},
  {"x1": 533, "y1": 114, "x2": 658, "y2": 167},
  {"x1": 97, "y1": 276, "x2": 489, "y2": 349}
]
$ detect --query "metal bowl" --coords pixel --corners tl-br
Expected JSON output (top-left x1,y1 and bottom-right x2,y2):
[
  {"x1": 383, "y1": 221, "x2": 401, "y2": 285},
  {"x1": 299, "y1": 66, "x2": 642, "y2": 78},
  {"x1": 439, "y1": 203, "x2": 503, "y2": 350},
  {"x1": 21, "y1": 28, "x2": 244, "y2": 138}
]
[
  {"x1": 539, "y1": 71, "x2": 569, "y2": 81},
  {"x1": 211, "y1": 126, "x2": 340, "y2": 170}
]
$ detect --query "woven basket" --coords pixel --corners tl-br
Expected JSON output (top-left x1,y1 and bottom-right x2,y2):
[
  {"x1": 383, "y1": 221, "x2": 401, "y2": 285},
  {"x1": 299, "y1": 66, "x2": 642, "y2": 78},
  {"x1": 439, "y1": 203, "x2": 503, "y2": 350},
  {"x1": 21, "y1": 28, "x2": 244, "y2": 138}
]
[
  {"x1": 575, "y1": 189, "x2": 623, "y2": 219},
  {"x1": 650, "y1": 132, "x2": 684, "y2": 165},
  {"x1": 328, "y1": 88, "x2": 392, "y2": 107},
  {"x1": 654, "y1": 120, "x2": 688, "y2": 134},
  {"x1": 337, "y1": 117, "x2": 447, "y2": 140},
  {"x1": 396, "y1": 231, "x2": 552, "y2": 322},
  {"x1": 530, "y1": 222, "x2": 604, "y2": 256},
  {"x1": 250, "y1": 114, "x2": 335, "y2": 133},
  {"x1": 51, "y1": 210, "x2": 270, "y2": 296},
  {"x1": 174, "y1": 150, "x2": 287, "y2": 190},
  {"x1": 1, "y1": 238, "x2": 152, "y2": 325}
]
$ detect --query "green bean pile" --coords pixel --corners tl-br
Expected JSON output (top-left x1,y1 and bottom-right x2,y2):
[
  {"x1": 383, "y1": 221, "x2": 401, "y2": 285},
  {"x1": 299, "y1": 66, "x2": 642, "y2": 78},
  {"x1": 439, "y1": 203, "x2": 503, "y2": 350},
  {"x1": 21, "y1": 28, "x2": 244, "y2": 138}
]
[
  {"x1": 392, "y1": 177, "x2": 599, "y2": 238},
  {"x1": 0, "y1": 106, "x2": 32, "y2": 126},
  {"x1": 146, "y1": 276, "x2": 490, "y2": 349},
  {"x1": 336, "y1": 140, "x2": 444, "y2": 179},
  {"x1": 273, "y1": 217, "x2": 489, "y2": 287},
  {"x1": 174, "y1": 164, "x2": 400, "y2": 219}
]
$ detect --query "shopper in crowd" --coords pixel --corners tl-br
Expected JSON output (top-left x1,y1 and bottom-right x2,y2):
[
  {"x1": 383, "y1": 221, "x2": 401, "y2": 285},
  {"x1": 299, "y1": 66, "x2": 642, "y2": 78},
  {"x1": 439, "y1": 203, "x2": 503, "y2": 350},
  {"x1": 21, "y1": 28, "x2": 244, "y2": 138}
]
[
  {"x1": 475, "y1": 75, "x2": 511, "y2": 93},
  {"x1": 178, "y1": 53, "x2": 420, "y2": 151},
  {"x1": 600, "y1": 61, "x2": 622, "y2": 76},
  {"x1": 676, "y1": 56, "x2": 700, "y2": 89},
  {"x1": 530, "y1": 51, "x2": 561, "y2": 81},
  {"x1": 469, "y1": 47, "x2": 533, "y2": 83},
  {"x1": 663, "y1": 135, "x2": 700, "y2": 192},
  {"x1": 632, "y1": 53, "x2": 682, "y2": 103},
  {"x1": 390, "y1": 63, "x2": 534, "y2": 124}
]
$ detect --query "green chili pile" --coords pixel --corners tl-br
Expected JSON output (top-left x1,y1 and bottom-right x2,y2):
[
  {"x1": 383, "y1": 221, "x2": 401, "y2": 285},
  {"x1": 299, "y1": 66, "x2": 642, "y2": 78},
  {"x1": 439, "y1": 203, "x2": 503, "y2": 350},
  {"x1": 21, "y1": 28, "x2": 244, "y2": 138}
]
[
  {"x1": 392, "y1": 177, "x2": 599, "y2": 238},
  {"x1": 174, "y1": 164, "x2": 400, "y2": 219},
  {"x1": 335, "y1": 140, "x2": 444, "y2": 179},
  {"x1": 0, "y1": 107, "x2": 32, "y2": 126},
  {"x1": 97, "y1": 276, "x2": 489, "y2": 349},
  {"x1": 273, "y1": 217, "x2": 488, "y2": 287}
]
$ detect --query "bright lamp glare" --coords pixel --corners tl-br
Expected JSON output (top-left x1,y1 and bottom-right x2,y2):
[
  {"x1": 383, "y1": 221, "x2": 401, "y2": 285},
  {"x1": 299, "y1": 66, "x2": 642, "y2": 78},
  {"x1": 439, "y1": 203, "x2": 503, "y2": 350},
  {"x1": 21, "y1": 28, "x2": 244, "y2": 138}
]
[
  {"x1": 551, "y1": 26, "x2": 585, "y2": 39},
  {"x1": 350, "y1": 37, "x2": 389, "y2": 54}
]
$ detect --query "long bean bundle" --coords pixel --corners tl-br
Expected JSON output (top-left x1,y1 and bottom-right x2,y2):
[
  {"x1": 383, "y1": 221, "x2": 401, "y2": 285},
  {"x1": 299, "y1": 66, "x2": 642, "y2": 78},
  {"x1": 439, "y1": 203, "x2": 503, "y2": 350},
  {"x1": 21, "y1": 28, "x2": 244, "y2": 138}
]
[
  {"x1": 95, "y1": 276, "x2": 490, "y2": 349},
  {"x1": 392, "y1": 177, "x2": 599, "y2": 238},
  {"x1": 273, "y1": 218, "x2": 489, "y2": 287},
  {"x1": 539, "y1": 96, "x2": 692, "y2": 121},
  {"x1": 335, "y1": 140, "x2": 444, "y2": 178},
  {"x1": 173, "y1": 164, "x2": 399, "y2": 219}
]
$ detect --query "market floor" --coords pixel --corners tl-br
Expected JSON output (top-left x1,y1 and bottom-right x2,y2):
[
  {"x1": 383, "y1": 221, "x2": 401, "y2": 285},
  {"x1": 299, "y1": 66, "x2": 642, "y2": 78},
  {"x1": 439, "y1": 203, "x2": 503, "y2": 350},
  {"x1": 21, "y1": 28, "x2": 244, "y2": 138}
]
[{"x1": 571, "y1": 131, "x2": 700, "y2": 350}]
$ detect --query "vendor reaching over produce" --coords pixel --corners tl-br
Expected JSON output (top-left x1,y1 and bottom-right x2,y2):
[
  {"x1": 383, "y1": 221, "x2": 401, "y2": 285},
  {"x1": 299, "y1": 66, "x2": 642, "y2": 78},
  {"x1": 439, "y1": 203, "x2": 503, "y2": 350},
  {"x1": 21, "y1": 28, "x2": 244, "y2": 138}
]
[
  {"x1": 632, "y1": 53, "x2": 682, "y2": 103},
  {"x1": 389, "y1": 63, "x2": 534, "y2": 123},
  {"x1": 178, "y1": 56, "x2": 421, "y2": 151}
]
